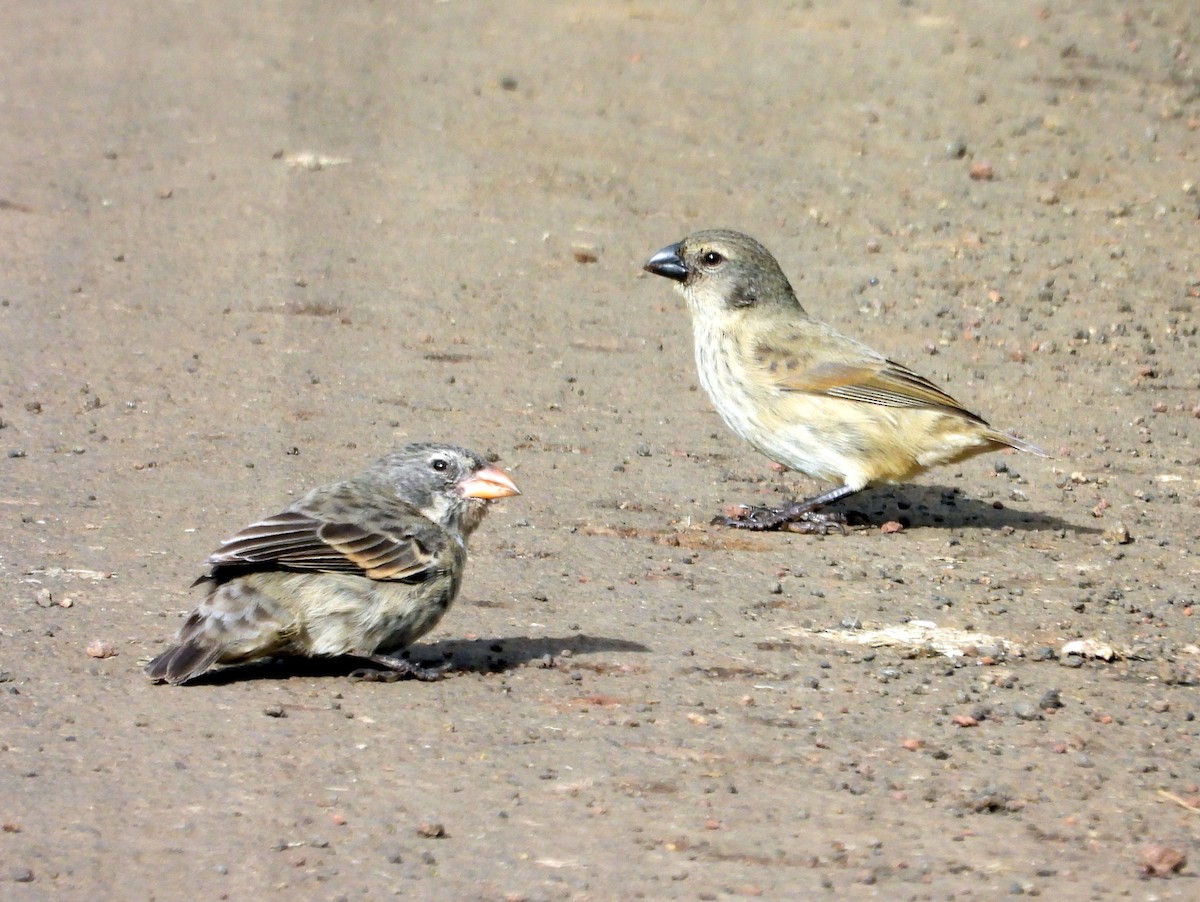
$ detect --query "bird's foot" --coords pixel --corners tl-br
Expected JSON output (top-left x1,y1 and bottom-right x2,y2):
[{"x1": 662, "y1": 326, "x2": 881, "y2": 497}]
[
  {"x1": 713, "y1": 503, "x2": 848, "y2": 535},
  {"x1": 349, "y1": 655, "x2": 450, "y2": 683}
]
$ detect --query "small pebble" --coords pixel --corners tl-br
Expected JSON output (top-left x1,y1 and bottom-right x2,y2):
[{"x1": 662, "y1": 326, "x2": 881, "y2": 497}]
[
  {"x1": 1138, "y1": 843, "x2": 1186, "y2": 877},
  {"x1": 969, "y1": 161, "x2": 995, "y2": 180},
  {"x1": 1038, "y1": 689, "x2": 1064, "y2": 710},
  {"x1": 85, "y1": 639, "x2": 117, "y2": 659},
  {"x1": 1102, "y1": 522, "x2": 1132, "y2": 545},
  {"x1": 1013, "y1": 702, "x2": 1042, "y2": 721},
  {"x1": 571, "y1": 245, "x2": 599, "y2": 265}
]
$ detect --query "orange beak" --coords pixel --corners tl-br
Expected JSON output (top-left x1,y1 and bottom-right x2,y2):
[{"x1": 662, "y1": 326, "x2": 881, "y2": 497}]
[{"x1": 460, "y1": 465, "x2": 520, "y2": 501}]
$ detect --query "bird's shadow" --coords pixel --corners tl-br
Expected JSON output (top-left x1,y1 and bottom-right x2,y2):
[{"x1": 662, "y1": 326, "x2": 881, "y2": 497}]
[
  {"x1": 182, "y1": 634, "x2": 649, "y2": 686},
  {"x1": 834, "y1": 483, "x2": 1097, "y2": 534}
]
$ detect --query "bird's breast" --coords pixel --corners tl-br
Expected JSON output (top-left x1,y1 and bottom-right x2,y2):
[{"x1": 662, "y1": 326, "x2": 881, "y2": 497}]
[{"x1": 691, "y1": 318, "x2": 771, "y2": 445}]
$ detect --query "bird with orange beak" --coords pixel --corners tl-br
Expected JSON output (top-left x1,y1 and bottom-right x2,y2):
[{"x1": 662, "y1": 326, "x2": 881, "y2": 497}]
[{"x1": 146, "y1": 442, "x2": 520, "y2": 683}]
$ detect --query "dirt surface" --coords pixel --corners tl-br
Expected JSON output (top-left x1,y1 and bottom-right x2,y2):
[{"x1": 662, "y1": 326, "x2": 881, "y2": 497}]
[{"x1": 3, "y1": 2, "x2": 1200, "y2": 899}]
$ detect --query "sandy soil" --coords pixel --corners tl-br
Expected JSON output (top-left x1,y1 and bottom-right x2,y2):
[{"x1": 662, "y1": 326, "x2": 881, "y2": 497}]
[{"x1": 3, "y1": 1, "x2": 1199, "y2": 899}]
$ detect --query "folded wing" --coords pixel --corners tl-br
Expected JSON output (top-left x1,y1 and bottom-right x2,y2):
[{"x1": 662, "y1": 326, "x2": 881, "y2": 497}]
[
  {"x1": 755, "y1": 331, "x2": 987, "y2": 424},
  {"x1": 204, "y1": 509, "x2": 439, "y2": 582}
]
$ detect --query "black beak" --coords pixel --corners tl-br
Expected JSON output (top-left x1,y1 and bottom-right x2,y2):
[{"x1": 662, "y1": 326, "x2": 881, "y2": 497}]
[{"x1": 643, "y1": 242, "x2": 688, "y2": 282}]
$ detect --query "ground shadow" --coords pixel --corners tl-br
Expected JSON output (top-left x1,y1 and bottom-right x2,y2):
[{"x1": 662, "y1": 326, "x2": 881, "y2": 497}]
[
  {"x1": 827, "y1": 483, "x2": 1097, "y2": 534},
  {"x1": 184, "y1": 633, "x2": 649, "y2": 686}
]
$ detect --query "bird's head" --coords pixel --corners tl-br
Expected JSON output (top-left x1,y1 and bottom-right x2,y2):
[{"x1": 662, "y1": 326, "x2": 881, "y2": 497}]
[
  {"x1": 644, "y1": 229, "x2": 802, "y2": 318},
  {"x1": 379, "y1": 443, "x2": 519, "y2": 540}
]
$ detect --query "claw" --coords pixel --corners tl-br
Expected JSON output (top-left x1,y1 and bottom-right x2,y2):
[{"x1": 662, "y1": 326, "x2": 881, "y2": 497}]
[
  {"x1": 783, "y1": 511, "x2": 848, "y2": 536},
  {"x1": 348, "y1": 656, "x2": 450, "y2": 683},
  {"x1": 349, "y1": 667, "x2": 404, "y2": 683},
  {"x1": 712, "y1": 504, "x2": 847, "y2": 534}
]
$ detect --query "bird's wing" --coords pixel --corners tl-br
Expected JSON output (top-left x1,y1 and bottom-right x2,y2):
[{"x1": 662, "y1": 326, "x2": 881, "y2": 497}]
[
  {"x1": 203, "y1": 509, "x2": 441, "y2": 582},
  {"x1": 756, "y1": 334, "x2": 987, "y2": 423}
]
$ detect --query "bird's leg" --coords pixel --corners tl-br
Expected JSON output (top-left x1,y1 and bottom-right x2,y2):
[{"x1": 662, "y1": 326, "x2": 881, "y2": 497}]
[
  {"x1": 714, "y1": 484, "x2": 859, "y2": 534},
  {"x1": 348, "y1": 654, "x2": 450, "y2": 682}
]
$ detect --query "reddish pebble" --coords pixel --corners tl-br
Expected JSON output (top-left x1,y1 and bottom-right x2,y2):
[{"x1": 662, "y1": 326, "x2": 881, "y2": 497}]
[
  {"x1": 330, "y1": 812, "x2": 346, "y2": 826},
  {"x1": 900, "y1": 738, "x2": 924, "y2": 752},
  {"x1": 1138, "y1": 843, "x2": 1186, "y2": 877},
  {"x1": 880, "y1": 520, "x2": 904, "y2": 534},
  {"x1": 969, "y1": 161, "x2": 995, "y2": 180},
  {"x1": 952, "y1": 714, "x2": 979, "y2": 728}
]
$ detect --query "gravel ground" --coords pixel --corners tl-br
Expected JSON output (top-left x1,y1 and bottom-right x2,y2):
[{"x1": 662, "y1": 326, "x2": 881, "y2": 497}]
[{"x1": 2, "y1": 2, "x2": 1199, "y2": 899}]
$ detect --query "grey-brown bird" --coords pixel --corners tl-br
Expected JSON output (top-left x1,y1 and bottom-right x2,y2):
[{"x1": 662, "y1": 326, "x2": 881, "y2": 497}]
[
  {"x1": 644, "y1": 229, "x2": 1046, "y2": 532},
  {"x1": 146, "y1": 443, "x2": 520, "y2": 684}
]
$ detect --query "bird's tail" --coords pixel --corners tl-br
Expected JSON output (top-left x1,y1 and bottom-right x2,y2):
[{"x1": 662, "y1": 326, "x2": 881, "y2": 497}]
[
  {"x1": 987, "y1": 429, "x2": 1050, "y2": 458},
  {"x1": 145, "y1": 639, "x2": 222, "y2": 685}
]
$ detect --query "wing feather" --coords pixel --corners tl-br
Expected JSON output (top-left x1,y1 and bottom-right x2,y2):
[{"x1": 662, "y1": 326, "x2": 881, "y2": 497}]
[
  {"x1": 754, "y1": 329, "x2": 987, "y2": 424},
  {"x1": 203, "y1": 508, "x2": 439, "y2": 582}
]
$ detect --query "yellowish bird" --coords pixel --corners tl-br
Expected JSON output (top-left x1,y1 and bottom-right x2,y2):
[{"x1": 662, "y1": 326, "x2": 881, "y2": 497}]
[{"x1": 644, "y1": 229, "x2": 1046, "y2": 532}]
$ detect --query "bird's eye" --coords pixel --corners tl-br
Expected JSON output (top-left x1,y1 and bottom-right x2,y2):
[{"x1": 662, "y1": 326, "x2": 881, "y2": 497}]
[
  {"x1": 431, "y1": 457, "x2": 450, "y2": 472},
  {"x1": 701, "y1": 250, "x2": 724, "y2": 267}
]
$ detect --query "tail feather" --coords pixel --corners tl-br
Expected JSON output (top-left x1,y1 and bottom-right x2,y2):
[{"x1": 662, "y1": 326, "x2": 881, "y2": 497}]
[
  {"x1": 987, "y1": 429, "x2": 1050, "y2": 458},
  {"x1": 145, "y1": 640, "x2": 223, "y2": 685}
]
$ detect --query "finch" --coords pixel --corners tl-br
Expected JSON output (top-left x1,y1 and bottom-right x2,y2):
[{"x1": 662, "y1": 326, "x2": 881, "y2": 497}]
[
  {"x1": 146, "y1": 442, "x2": 520, "y2": 684},
  {"x1": 644, "y1": 229, "x2": 1046, "y2": 532}
]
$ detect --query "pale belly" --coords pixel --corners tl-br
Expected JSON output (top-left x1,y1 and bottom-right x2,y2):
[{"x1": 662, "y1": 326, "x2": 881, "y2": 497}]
[{"x1": 691, "y1": 326, "x2": 992, "y2": 490}]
